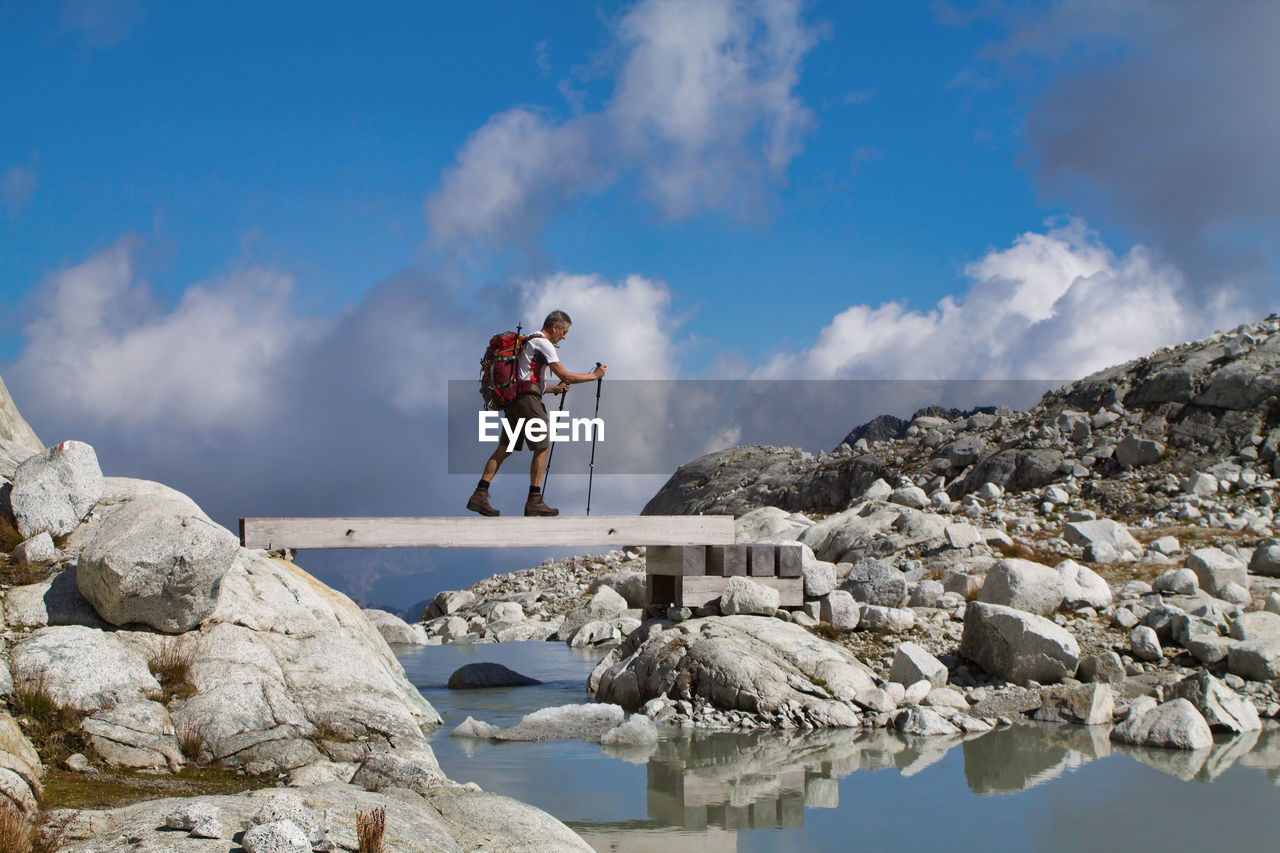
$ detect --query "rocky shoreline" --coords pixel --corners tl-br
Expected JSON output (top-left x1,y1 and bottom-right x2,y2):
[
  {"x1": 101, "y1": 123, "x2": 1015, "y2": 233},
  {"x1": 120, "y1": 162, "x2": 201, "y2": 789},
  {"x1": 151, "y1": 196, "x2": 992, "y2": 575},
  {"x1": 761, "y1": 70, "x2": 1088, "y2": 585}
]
[{"x1": 410, "y1": 316, "x2": 1280, "y2": 754}]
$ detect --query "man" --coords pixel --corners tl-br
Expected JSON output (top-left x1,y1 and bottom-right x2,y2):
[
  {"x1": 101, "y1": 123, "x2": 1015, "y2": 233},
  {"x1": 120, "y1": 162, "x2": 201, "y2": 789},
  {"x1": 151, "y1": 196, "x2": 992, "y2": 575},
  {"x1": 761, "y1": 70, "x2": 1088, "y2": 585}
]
[{"x1": 468, "y1": 310, "x2": 607, "y2": 516}]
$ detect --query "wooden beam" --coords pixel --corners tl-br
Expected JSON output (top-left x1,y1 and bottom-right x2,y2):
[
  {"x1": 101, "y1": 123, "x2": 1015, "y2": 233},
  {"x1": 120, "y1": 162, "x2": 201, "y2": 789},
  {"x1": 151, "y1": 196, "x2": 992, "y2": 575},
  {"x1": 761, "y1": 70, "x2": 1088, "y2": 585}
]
[
  {"x1": 239, "y1": 515, "x2": 735, "y2": 550},
  {"x1": 646, "y1": 545, "x2": 706, "y2": 576}
]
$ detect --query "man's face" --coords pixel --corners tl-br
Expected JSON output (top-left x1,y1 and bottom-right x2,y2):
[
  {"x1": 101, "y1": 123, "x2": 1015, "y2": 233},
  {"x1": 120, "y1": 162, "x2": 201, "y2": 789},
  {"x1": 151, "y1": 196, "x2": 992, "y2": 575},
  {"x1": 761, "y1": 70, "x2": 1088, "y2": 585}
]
[{"x1": 546, "y1": 323, "x2": 570, "y2": 346}]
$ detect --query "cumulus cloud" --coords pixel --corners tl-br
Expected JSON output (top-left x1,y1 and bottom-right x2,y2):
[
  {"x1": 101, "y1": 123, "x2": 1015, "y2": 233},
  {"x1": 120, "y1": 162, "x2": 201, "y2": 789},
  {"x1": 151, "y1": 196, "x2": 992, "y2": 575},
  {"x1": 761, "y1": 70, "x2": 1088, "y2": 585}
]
[
  {"x1": 978, "y1": 0, "x2": 1280, "y2": 303},
  {"x1": 755, "y1": 220, "x2": 1250, "y2": 381},
  {"x1": 13, "y1": 242, "x2": 317, "y2": 431},
  {"x1": 3, "y1": 164, "x2": 38, "y2": 219},
  {"x1": 425, "y1": 0, "x2": 821, "y2": 253}
]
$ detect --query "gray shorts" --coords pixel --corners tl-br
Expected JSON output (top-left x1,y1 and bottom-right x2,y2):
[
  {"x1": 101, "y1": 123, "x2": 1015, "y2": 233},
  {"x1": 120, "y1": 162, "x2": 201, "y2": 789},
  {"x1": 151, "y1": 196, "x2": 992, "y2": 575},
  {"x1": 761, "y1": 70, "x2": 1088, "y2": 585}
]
[{"x1": 501, "y1": 394, "x2": 550, "y2": 451}]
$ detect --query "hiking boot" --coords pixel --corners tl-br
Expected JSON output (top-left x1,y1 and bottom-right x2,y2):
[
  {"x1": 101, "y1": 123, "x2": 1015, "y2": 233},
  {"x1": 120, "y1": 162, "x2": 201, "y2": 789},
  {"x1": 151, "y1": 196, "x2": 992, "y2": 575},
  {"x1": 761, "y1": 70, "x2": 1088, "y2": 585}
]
[
  {"x1": 524, "y1": 493, "x2": 559, "y2": 517},
  {"x1": 466, "y1": 488, "x2": 500, "y2": 517}
]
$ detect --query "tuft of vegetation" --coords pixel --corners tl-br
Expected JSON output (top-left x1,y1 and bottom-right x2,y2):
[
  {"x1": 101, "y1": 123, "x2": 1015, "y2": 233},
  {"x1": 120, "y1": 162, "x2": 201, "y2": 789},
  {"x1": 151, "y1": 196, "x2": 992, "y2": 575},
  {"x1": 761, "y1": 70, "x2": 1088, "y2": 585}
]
[
  {"x1": 176, "y1": 717, "x2": 211, "y2": 763},
  {"x1": 148, "y1": 637, "x2": 197, "y2": 702},
  {"x1": 309, "y1": 720, "x2": 354, "y2": 749},
  {"x1": 356, "y1": 806, "x2": 386, "y2": 853},
  {"x1": 0, "y1": 514, "x2": 23, "y2": 552},
  {"x1": 0, "y1": 805, "x2": 69, "y2": 853},
  {"x1": 9, "y1": 669, "x2": 90, "y2": 767}
]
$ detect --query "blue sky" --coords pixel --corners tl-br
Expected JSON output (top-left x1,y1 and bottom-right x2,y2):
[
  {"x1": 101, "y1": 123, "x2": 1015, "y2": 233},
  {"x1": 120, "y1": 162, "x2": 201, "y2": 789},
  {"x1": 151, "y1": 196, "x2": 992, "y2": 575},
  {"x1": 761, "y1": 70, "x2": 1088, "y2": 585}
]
[{"x1": 2, "y1": 0, "x2": 1276, "y2": 601}]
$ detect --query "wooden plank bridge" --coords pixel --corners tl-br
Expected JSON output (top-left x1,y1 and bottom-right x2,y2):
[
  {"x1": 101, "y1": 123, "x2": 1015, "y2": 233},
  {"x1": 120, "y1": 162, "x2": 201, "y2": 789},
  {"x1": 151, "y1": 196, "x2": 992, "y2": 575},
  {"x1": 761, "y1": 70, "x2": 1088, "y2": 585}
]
[{"x1": 239, "y1": 515, "x2": 803, "y2": 609}]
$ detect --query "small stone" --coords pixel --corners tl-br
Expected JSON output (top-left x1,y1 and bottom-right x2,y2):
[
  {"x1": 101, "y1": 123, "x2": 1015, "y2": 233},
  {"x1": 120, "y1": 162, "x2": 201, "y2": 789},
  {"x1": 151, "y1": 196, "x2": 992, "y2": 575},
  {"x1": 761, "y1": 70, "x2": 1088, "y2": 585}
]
[
  {"x1": 1152, "y1": 569, "x2": 1199, "y2": 596},
  {"x1": 1129, "y1": 626, "x2": 1163, "y2": 661}
]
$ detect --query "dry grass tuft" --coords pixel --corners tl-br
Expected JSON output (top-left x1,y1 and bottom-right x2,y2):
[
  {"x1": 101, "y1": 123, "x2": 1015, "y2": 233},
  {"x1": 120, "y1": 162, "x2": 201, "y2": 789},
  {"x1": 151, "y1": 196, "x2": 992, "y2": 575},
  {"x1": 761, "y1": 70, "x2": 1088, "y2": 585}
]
[
  {"x1": 176, "y1": 717, "x2": 211, "y2": 763},
  {"x1": 9, "y1": 668, "x2": 89, "y2": 766},
  {"x1": 0, "y1": 514, "x2": 24, "y2": 551},
  {"x1": 148, "y1": 638, "x2": 197, "y2": 701},
  {"x1": 0, "y1": 805, "x2": 70, "y2": 853},
  {"x1": 356, "y1": 806, "x2": 386, "y2": 853}
]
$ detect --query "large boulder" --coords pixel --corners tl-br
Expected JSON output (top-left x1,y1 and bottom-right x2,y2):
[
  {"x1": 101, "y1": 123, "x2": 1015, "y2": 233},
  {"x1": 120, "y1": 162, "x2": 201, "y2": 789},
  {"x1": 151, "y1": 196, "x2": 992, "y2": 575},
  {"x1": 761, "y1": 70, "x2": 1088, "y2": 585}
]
[
  {"x1": 77, "y1": 494, "x2": 239, "y2": 633},
  {"x1": 889, "y1": 641, "x2": 948, "y2": 688},
  {"x1": 1187, "y1": 548, "x2": 1248, "y2": 598},
  {"x1": 1250, "y1": 540, "x2": 1280, "y2": 577},
  {"x1": 1110, "y1": 698, "x2": 1212, "y2": 750},
  {"x1": 362, "y1": 608, "x2": 429, "y2": 645},
  {"x1": 977, "y1": 558, "x2": 1065, "y2": 615},
  {"x1": 839, "y1": 558, "x2": 908, "y2": 607},
  {"x1": 1056, "y1": 559, "x2": 1113, "y2": 609},
  {"x1": 1167, "y1": 671, "x2": 1261, "y2": 734},
  {"x1": 1063, "y1": 519, "x2": 1142, "y2": 561},
  {"x1": 10, "y1": 440, "x2": 104, "y2": 539},
  {"x1": 719, "y1": 576, "x2": 780, "y2": 616},
  {"x1": 959, "y1": 602, "x2": 1080, "y2": 684},
  {"x1": 169, "y1": 548, "x2": 443, "y2": 772},
  {"x1": 589, "y1": 616, "x2": 876, "y2": 727}
]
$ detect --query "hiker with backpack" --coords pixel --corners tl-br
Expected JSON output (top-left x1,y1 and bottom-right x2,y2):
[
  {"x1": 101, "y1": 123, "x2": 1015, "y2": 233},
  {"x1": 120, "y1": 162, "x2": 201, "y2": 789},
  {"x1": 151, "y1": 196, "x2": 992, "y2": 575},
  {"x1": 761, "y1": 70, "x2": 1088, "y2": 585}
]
[{"x1": 469, "y1": 310, "x2": 607, "y2": 517}]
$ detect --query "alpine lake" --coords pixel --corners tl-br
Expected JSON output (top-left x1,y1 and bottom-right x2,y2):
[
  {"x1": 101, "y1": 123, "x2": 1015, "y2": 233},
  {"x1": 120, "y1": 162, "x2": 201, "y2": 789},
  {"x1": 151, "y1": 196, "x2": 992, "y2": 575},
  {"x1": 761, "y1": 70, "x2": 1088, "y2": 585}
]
[{"x1": 397, "y1": 640, "x2": 1280, "y2": 853}]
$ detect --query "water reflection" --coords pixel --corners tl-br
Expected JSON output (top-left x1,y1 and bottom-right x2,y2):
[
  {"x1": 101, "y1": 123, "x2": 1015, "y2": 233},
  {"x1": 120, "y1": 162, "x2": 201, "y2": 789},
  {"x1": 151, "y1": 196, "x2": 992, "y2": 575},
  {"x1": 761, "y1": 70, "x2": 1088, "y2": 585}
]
[{"x1": 574, "y1": 722, "x2": 1280, "y2": 848}]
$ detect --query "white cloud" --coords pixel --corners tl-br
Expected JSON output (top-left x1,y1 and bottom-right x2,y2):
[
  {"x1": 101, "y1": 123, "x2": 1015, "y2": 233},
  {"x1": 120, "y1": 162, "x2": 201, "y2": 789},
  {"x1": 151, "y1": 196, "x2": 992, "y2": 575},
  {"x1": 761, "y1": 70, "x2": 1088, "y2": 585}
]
[
  {"x1": 13, "y1": 242, "x2": 318, "y2": 429},
  {"x1": 754, "y1": 220, "x2": 1250, "y2": 381},
  {"x1": 425, "y1": 0, "x2": 821, "y2": 253},
  {"x1": 3, "y1": 164, "x2": 38, "y2": 218},
  {"x1": 518, "y1": 271, "x2": 682, "y2": 380}
]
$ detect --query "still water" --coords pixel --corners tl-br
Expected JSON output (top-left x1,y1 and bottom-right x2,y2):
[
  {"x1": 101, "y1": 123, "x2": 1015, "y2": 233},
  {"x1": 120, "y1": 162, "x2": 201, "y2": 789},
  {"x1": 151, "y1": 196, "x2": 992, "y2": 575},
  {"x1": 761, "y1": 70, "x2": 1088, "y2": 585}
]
[{"x1": 398, "y1": 641, "x2": 1280, "y2": 852}]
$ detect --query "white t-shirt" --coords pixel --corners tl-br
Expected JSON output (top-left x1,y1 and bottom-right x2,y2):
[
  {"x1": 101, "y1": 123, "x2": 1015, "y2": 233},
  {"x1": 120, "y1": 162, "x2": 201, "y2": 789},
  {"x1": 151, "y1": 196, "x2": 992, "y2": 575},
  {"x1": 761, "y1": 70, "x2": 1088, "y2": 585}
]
[{"x1": 517, "y1": 333, "x2": 560, "y2": 388}]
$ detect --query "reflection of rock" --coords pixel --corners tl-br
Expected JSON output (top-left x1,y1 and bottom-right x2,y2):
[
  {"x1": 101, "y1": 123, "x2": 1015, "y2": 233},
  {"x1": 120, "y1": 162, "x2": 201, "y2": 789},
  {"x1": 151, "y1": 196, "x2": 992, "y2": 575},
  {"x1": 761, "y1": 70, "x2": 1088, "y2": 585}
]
[
  {"x1": 962, "y1": 723, "x2": 1110, "y2": 794},
  {"x1": 1112, "y1": 742, "x2": 1210, "y2": 781},
  {"x1": 1196, "y1": 730, "x2": 1261, "y2": 782},
  {"x1": 1237, "y1": 724, "x2": 1280, "y2": 784}
]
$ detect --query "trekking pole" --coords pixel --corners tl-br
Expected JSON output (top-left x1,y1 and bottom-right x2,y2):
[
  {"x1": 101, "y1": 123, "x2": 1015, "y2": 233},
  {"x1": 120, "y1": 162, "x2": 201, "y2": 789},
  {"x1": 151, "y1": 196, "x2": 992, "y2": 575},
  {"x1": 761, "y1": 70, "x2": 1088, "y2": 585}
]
[
  {"x1": 541, "y1": 385, "x2": 567, "y2": 499},
  {"x1": 586, "y1": 363, "x2": 602, "y2": 516}
]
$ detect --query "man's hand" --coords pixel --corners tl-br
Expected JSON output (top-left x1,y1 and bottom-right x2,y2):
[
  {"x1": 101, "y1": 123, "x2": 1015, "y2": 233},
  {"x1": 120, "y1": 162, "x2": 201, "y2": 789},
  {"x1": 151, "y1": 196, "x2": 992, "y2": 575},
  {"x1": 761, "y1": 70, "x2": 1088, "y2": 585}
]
[
  {"x1": 593, "y1": 363, "x2": 607, "y2": 380},
  {"x1": 549, "y1": 382, "x2": 570, "y2": 395}
]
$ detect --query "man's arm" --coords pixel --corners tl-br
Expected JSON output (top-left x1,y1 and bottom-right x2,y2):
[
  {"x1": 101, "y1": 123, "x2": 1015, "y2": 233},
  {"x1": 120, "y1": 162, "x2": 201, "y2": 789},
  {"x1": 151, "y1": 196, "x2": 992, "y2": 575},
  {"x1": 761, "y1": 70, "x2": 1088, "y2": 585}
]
[{"x1": 549, "y1": 362, "x2": 607, "y2": 385}]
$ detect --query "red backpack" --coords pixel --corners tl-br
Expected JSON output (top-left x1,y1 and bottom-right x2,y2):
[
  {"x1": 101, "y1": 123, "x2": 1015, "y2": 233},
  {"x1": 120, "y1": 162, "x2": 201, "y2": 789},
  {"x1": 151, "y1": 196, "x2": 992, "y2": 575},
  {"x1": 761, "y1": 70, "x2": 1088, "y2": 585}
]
[{"x1": 479, "y1": 329, "x2": 544, "y2": 410}]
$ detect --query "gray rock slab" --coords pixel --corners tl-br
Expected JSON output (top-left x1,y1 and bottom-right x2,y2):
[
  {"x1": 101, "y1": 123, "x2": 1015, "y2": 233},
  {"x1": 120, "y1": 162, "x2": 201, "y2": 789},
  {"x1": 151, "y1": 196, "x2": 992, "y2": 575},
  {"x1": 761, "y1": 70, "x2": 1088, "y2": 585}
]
[
  {"x1": 1187, "y1": 547, "x2": 1248, "y2": 598},
  {"x1": 588, "y1": 615, "x2": 873, "y2": 726},
  {"x1": 719, "y1": 576, "x2": 780, "y2": 616},
  {"x1": 362, "y1": 608, "x2": 429, "y2": 645},
  {"x1": 889, "y1": 641, "x2": 947, "y2": 688},
  {"x1": 819, "y1": 590, "x2": 859, "y2": 632},
  {"x1": 423, "y1": 787, "x2": 595, "y2": 852},
  {"x1": 840, "y1": 558, "x2": 908, "y2": 606},
  {"x1": 494, "y1": 703, "x2": 626, "y2": 742},
  {"x1": 1168, "y1": 671, "x2": 1261, "y2": 734},
  {"x1": 1110, "y1": 698, "x2": 1213, "y2": 750},
  {"x1": 11, "y1": 624, "x2": 160, "y2": 711},
  {"x1": 77, "y1": 494, "x2": 239, "y2": 633},
  {"x1": 1063, "y1": 519, "x2": 1142, "y2": 559},
  {"x1": 1034, "y1": 682, "x2": 1115, "y2": 725},
  {"x1": 977, "y1": 558, "x2": 1065, "y2": 615},
  {"x1": 1228, "y1": 639, "x2": 1280, "y2": 681},
  {"x1": 959, "y1": 602, "x2": 1080, "y2": 684},
  {"x1": 10, "y1": 440, "x2": 103, "y2": 539}
]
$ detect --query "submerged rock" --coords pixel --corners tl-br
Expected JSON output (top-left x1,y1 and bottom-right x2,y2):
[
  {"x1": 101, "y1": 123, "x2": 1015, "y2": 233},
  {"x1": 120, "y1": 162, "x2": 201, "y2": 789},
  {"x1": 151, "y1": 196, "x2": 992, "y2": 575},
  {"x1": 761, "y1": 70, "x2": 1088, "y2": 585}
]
[{"x1": 447, "y1": 662, "x2": 541, "y2": 689}]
